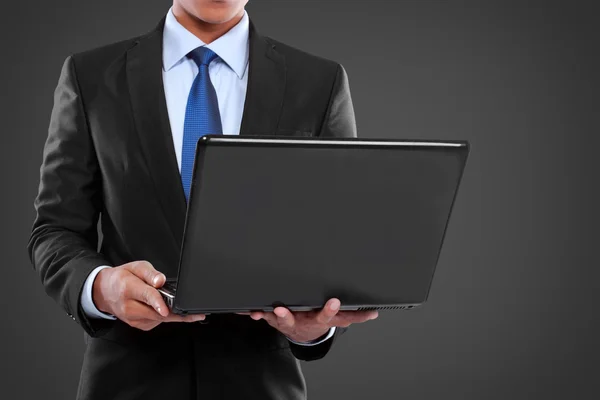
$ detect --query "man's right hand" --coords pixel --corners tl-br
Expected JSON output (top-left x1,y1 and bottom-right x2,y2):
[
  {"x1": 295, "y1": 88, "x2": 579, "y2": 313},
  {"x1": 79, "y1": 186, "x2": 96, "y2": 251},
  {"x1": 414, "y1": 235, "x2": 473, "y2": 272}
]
[{"x1": 92, "y1": 260, "x2": 205, "y2": 331}]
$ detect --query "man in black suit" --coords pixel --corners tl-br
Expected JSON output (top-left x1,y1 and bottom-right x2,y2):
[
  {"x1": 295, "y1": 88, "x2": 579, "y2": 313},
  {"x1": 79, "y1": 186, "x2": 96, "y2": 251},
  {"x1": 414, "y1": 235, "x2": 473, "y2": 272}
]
[{"x1": 28, "y1": 0, "x2": 377, "y2": 398}]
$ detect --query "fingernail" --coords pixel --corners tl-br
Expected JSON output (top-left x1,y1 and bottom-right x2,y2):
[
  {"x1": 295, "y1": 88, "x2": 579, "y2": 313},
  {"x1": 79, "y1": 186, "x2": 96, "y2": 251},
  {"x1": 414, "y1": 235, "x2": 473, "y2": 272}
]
[
  {"x1": 329, "y1": 299, "x2": 340, "y2": 311},
  {"x1": 152, "y1": 275, "x2": 160, "y2": 286},
  {"x1": 275, "y1": 309, "x2": 286, "y2": 318}
]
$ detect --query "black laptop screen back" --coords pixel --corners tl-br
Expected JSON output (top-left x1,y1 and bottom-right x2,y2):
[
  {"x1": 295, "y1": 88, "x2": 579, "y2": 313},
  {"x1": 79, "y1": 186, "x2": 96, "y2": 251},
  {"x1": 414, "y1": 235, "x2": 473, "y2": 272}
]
[{"x1": 175, "y1": 139, "x2": 467, "y2": 312}]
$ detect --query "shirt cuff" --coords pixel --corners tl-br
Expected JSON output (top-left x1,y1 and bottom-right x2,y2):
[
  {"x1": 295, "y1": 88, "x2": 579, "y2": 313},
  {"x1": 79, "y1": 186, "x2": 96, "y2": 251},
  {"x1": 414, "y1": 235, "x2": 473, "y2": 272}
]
[
  {"x1": 80, "y1": 265, "x2": 117, "y2": 320},
  {"x1": 287, "y1": 327, "x2": 336, "y2": 346}
]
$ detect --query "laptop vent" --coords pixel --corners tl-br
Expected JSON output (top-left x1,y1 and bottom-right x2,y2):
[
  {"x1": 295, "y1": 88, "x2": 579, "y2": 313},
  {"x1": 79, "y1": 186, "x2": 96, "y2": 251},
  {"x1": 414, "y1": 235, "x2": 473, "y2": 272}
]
[{"x1": 357, "y1": 305, "x2": 416, "y2": 311}]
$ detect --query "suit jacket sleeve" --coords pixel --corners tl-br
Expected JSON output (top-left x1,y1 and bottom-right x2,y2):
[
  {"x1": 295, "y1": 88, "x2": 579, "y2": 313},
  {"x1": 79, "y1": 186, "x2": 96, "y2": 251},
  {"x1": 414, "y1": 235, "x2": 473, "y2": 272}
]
[
  {"x1": 27, "y1": 56, "x2": 114, "y2": 337},
  {"x1": 318, "y1": 64, "x2": 357, "y2": 139},
  {"x1": 288, "y1": 63, "x2": 356, "y2": 362}
]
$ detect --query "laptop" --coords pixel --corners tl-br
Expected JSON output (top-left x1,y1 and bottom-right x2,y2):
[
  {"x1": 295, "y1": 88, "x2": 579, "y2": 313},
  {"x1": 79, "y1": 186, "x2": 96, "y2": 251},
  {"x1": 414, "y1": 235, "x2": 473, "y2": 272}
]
[{"x1": 158, "y1": 135, "x2": 469, "y2": 315}]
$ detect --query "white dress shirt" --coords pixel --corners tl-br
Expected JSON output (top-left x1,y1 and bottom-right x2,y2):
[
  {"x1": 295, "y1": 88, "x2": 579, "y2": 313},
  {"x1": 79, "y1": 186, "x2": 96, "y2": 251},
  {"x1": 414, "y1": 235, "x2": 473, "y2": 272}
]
[{"x1": 80, "y1": 8, "x2": 335, "y2": 346}]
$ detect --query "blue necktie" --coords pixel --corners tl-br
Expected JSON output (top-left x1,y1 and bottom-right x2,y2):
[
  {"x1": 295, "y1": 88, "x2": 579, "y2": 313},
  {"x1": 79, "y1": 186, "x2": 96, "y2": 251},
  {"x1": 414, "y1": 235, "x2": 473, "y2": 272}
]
[{"x1": 181, "y1": 46, "x2": 222, "y2": 202}]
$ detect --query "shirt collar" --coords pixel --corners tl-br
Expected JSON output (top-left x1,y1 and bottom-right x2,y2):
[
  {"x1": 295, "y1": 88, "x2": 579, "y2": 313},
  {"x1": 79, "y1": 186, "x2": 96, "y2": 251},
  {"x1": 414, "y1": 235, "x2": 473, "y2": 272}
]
[{"x1": 162, "y1": 7, "x2": 249, "y2": 79}]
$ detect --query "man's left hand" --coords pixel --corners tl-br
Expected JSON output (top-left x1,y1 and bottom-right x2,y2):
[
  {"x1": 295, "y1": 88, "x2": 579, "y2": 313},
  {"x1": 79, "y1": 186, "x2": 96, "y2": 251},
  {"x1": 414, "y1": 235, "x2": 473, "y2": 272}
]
[{"x1": 242, "y1": 298, "x2": 378, "y2": 343}]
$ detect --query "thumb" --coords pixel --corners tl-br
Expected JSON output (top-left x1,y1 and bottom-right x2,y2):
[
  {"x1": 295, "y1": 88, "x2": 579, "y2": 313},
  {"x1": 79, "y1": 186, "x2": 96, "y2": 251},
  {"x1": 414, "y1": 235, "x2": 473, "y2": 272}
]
[
  {"x1": 122, "y1": 260, "x2": 165, "y2": 288},
  {"x1": 316, "y1": 298, "x2": 341, "y2": 325}
]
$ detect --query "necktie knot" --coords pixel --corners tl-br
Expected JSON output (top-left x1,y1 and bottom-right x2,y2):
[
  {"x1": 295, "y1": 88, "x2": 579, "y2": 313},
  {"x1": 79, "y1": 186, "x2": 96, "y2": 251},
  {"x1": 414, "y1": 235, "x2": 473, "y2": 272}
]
[{"x1": 188, "y1": 46, "x2": 219, "y2": 67}]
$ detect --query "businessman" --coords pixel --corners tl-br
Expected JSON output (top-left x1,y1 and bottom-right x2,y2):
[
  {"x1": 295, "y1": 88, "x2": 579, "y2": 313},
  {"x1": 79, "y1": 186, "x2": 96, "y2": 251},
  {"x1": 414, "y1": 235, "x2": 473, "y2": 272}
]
[{"x1": 28, "y1": 0, "x2": 377, "y2": 399}]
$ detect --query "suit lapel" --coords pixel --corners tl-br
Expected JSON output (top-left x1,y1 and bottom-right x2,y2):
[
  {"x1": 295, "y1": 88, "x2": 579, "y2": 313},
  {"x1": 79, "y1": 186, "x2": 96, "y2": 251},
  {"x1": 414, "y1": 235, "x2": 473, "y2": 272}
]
[
  {"x1": 124, "y1": 17, "x2": 286, "y2": 251},
  {"x1": 240, "y1": 20, "x2": 286, "y2": 136},
  {"x1": 126, "y1": 18, "x2": 187, "y2": 250}
]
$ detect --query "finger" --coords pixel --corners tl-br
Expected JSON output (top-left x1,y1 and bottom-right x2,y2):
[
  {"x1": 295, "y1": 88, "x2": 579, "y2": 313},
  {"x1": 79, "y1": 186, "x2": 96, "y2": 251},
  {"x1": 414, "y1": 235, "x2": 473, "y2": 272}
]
[
  {"x1": 273, "y1": 307, "x2": 295, "y2": 329},
  {"x1": 250, "y1": 311, "x2": 265, "y2": 320},
  {"x1": 251, "y1": 311, "x2": 279, "y2": 326},
  {"x1": 183, "y1": 313, "x2": 207, "y2": 322},
  {"x1": 125, "y1": 302, "x2": 204, "y2": 324},
  {"x1": 341, "y1": 310, "x2": 379, "y2": 320},
  {"x1": 259, "y1": 312, "x2": 279, "y2": 326},
  {"x1": 163, "y1": 313, "x2": 206, "y2": 323},
  {"x1": 315, "y1": 298, "x2": 341, "y2": 325},
  {"x1": 122, "y1": 303, "x2": 162, "y2": 331},
  {"x1": 123, "y1": 260, "x2": 166, "y2": 288},
  {"x1": 331, "y1": 310, "x2": 379, "y2": 326},
  {"x1": 123, "y1": 300, "x2": 163, "y2": 321},
  {"x1": 127, "y1": 278, "x2": 169, "y2": 317}
]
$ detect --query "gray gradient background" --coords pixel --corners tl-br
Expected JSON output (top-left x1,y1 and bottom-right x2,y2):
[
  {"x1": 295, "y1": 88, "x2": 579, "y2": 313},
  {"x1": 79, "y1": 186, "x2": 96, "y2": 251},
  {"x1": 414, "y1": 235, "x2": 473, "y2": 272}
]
[{"x1": 1, "y1": 0, "x2": 598, "y2": 399}]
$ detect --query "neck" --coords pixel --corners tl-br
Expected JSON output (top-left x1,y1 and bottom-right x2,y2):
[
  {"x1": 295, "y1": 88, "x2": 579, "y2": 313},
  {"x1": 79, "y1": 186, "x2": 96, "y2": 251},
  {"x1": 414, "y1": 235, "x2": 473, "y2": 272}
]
[{"x1": 171, "y1": 6, "x2": 244, "y2": 44}]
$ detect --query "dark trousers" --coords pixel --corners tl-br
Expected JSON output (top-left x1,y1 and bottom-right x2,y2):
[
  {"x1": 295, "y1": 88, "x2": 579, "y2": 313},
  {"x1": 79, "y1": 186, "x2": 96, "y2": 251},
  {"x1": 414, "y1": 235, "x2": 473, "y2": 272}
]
[{"x1": 76, "y1": 315, "x2": 307, "y2": 400}]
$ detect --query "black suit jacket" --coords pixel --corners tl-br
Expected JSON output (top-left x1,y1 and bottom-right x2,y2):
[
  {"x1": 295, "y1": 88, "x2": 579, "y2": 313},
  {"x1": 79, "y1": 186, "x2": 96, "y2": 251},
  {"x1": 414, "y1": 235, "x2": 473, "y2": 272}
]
[{"x1": 28, "y1": 16, "x2": 356, "y2": 400}]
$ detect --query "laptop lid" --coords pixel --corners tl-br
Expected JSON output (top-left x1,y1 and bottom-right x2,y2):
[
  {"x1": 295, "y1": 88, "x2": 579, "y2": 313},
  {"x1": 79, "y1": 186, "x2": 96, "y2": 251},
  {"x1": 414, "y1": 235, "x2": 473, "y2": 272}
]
[{"x1": 172, "y1": 136, "x2": 469, "y2": 314}]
